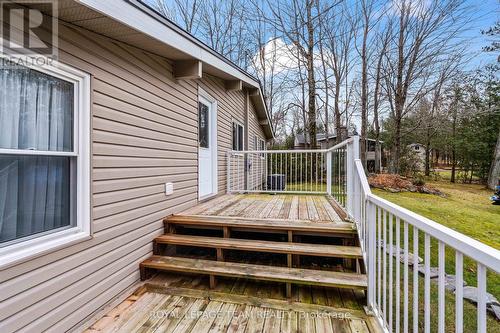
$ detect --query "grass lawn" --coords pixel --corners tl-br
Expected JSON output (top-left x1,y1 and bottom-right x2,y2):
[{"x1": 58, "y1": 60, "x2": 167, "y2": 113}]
[
  {"x1": 372, "y1": 180, "x2": 500, "y2": 332},
  {"x1": 373, "y1": 181, "x2": 499, "y2": 250}
]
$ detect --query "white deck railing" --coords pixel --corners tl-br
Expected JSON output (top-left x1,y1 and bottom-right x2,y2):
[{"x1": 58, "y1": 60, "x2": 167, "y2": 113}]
[
  {"x1": 227, "y1": 138, "x2": 353, "y2": 199},
  {"x1": 226, "y1": 136, "x2": 500, "y2": 332},
  {"x1": 350, "y1": 139, "x2": 500, "y2": 333}
]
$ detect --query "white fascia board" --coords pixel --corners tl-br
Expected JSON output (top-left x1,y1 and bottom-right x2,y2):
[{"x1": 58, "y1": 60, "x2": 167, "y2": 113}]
[
  {"x1": 76, "y1": 0, "x2": 273, "y2": 138},
  {"x1": 76, "y1": 0, "x2": 260, "y2": 87}
]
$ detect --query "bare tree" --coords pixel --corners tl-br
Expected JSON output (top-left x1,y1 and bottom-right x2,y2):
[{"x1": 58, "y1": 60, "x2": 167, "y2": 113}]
[
  {"x1": 254, "y1": 0, "x2": 337, "y2": 148},
  {"x1": 155, "y1": 0, "x2": 201, "y2": 33},
  {"x1": 371, "y1": 25, "x2": 391, "y2": 173},
  {"x1": 316, "y1": 0, "x2": 330, "y2": 145},
  {"x1": 356, "y1": 0, "x2": 378, "y2": 170},
  {"x1": 198, "y1": 0, "x2": 250, "y2": 64},
  {"x1": 423, "y1": 55, "x2": 462, "y2": 175},
  {"x1": 383, "y1": 0, "x2": 471, "y2": 173},
  {"x1": 323, "y1": 2, "x2": 355, "y2": 143}
]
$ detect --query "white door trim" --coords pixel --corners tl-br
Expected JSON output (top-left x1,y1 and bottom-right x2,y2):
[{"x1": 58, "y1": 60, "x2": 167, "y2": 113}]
[{"x1": 198, "y1": 87, "x2": 218, "y2": 200}]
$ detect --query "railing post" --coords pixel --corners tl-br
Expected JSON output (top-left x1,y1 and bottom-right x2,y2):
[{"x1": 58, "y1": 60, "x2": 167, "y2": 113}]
[
  {"x1": 367, "y1": 199, "x2": 376, "y2": 312},
  {"x1": 346, "y1": 136, "x2": 360, "y2": 218},
  {"x1": 352, "y1": 135, "x2": 360, "y2": 159},
  {"x1": 346, "y1": 144, "x2": 353, "y2": 217},
  {"x1": 326, "y1": 151, "x2": 332, "y2": 195}
]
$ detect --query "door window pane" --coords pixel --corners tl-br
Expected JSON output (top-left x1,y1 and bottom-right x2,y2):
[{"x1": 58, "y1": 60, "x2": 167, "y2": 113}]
[
  {"x1": 232, "y1": 122, "x2": 244, "y2": 151},
  {"x1": 232, "y1": 123, "x2": 238, "y2": 150},
  {"x1": 199, "y1": 102, "x2": 209, "y2": 148},
  {"x1": 0, "y1": 155, "x2": 72, "y2": 244},
  {"x1": 0, "y1": 61, "x2": 74, "y2": 152}
]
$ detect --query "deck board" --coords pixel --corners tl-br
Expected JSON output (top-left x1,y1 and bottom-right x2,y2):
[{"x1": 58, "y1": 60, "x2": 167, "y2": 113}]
[
  {"x1": 84, "y1": 195, "x2": 379, "y2": 333},
  {"x1": 142, "y1": 256, "x2": 368, "y2": 289},
  {"x1": 86, "y1": 273, "x2": 377, "y2": 333},
  {"x1": 187, "y1": 194, "x2": 347, "y2": 224}
]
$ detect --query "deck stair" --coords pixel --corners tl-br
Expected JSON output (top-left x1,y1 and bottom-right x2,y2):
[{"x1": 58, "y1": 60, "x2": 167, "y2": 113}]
[
  {"x1": 140, "y1": 214, "x2": 366, "y2": 297},
  {"x1": 163, "y1": 214, "x2": 358, "y2": 236}
]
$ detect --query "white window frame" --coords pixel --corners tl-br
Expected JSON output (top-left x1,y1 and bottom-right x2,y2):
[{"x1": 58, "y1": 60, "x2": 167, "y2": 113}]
[
  {"x1": 232, "y1": 120, "x2": 244, "y2": 151},
  {"x1": 259, "y1": 138, "x2": 266, "y2": 151},
  {"x1": 0, "y1": 54, "x2": 91, "y2": 269},
  {"x1": 254, "y1": 135, "x2": 266, "y2": 159}
]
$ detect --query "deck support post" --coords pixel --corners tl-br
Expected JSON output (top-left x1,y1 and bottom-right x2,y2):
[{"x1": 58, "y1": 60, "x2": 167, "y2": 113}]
[
  {"x1": 211, "y1": 227, "x2": 231, "y2": 290},
  {"x1": 209, "y1": 275, "x2": 216, "y2": 289},
  {"x1": 166, "y1": 223, "x2": 177, "y2": 255},
  {"x1": 287, "y1": 230, "x2": 294, "y2": 299}
]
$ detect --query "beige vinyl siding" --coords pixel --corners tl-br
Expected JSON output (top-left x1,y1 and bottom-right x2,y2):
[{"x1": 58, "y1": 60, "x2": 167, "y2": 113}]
[
  {"x1": 1, "y1": 18, "x2": 269, "y2": 333},
  {"x1": 198, "y1": 75, "x2": 247, "y2": 194},
  {"x1": 0, "y1": 22, "x2": 200, "y2": 332},
  {"x1": 247, "y1": 98, "x2": 266, "y2": 190},
  {"x1": 248, "y1": 99, "x2": 266, "y2": 150}
]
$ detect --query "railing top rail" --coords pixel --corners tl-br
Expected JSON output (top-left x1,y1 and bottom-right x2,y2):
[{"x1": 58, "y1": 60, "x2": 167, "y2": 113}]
[
  {"x1": 228, "y1": 149, "x2": 329, "y2": 154},
  {"x1": 227, "y1": 137, "x2": 354, "y2": 155},
  {"x1": 367, "y1": 193, "x2": 500, "y2": 272},
  {"x1": 355, "y1": 159, "x2": 372, "y2": 195},
  {"x1": 326, "y1": 137, "x2": 354, "y2": 152}
]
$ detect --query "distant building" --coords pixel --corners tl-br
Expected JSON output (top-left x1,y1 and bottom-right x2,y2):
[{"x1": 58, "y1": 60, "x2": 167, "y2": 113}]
[
  {"x1": 293, "y1": 130, "x2": 383, "y2": 172},
  {"x1": 407, "y1": 143, "x2": 426, "y2": 170},
  {"x1": 293, "y1": 133, "x2": 313, "y2": 149}
]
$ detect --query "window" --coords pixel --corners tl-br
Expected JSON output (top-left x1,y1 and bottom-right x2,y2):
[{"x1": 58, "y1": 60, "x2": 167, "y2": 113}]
[
  {"x1": 254, "y1": 136, "x2": 266, "y2": 158},
  {"x1": 259, "y1": 138, "x2": 266, "y2": 151},
  {"x1": 0, "y1": 57, "x2": 90, "y2": 266},
  {"x1": 254, "y1": 136, "x2": 265, "y2": 150},
  {"x1": 232, "y1": 121, "x2": 244, "y2": 151},
  {"x1": 198, "y1": 102, "x2": 209, "y2": 148}
]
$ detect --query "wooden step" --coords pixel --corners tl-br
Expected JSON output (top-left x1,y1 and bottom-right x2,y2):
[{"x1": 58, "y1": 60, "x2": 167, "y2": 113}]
[
  {"x1": 164, "y1": 215, "x2": 356, "y2": 235},
  {"x1": 140, "y1": 256, "x2": 367, "y2": 290},
  {"x1": 154, "y1": 234, "x2": 362, "y2": 259}
]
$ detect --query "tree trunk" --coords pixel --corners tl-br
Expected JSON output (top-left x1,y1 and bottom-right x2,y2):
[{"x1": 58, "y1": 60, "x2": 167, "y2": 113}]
[
  {"x1": 375, "y1": 141, "x2": 381, "y2": 173},
  {"x1": 306, "y1": 0, "x2": 316, "y2": 149},
  {"x1": 451, "y1": 149, "x2": 456, "y2": 183},
  {"x1": 393, "y1": 115, "x2": 402, "y2": 174},
  {"x1": 450, "y1": 88, "x2": 458, "y2": 183},
  {"x1": 487, "y1": 128, "x2": 500, "y2": 189},
  {"x1": 334, "y1": 78, "x2": 342, "y2": 143},
  {"x1": 360, "y1": 9, "x2": 369, "y2": 171},
  {"x1": 424, "y1": 140, "x2": 431, "y2": 176}
]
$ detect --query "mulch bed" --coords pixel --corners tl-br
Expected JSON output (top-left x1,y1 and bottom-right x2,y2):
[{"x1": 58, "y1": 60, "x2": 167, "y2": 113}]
[{"x1": 368, "y1": 174, "x2": 444, "y2": 196}]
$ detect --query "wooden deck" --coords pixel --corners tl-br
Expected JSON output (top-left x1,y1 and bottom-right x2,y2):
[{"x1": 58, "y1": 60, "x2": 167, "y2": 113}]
[
  {"x1": 85, "y1": 195, "x2": 381, "y2": 332},
  {"x1": 180, "y1": 194, "x2": 346, "y2": 222},
  {"x1": 85, "y1": 273, "x2": 381, "y2": 333}
]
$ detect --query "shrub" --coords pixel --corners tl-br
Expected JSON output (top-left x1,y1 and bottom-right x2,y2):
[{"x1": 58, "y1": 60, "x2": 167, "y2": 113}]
[{"x1": 412, "y1": 174, "x2": 426, "y2": 186}]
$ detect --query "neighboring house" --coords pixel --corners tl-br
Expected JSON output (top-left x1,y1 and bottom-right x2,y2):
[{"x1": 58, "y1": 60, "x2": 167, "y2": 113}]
[
  {"x1": 0, "y1": 1, "x2": 272, "y2": 331},
  {"x1": 294, "y1": 131, "x2": 383, "y2": 172},
  {"x1": 408, "y1": 143, "x2": 426, "y2": 170}
]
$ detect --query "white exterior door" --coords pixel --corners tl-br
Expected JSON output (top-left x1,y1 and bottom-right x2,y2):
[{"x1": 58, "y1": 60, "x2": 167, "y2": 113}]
[{"x1": 198, "y1": 94, "x2": 217, "y2": 199}]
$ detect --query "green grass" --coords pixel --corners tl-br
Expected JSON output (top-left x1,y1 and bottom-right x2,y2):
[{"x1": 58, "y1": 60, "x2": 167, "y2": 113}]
[
  {"x1": 431, "y1": 168, "x2": 481, "y2": 183},
  {"x1": 373, "y1": 181, "x2": 499, "y2": 250},
  {"x1": 285, "y1": 182, "x2": 327, "y2": 192},
  {"x1": 373, "y1": 180, "x2": 500, "y2": 332}
]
